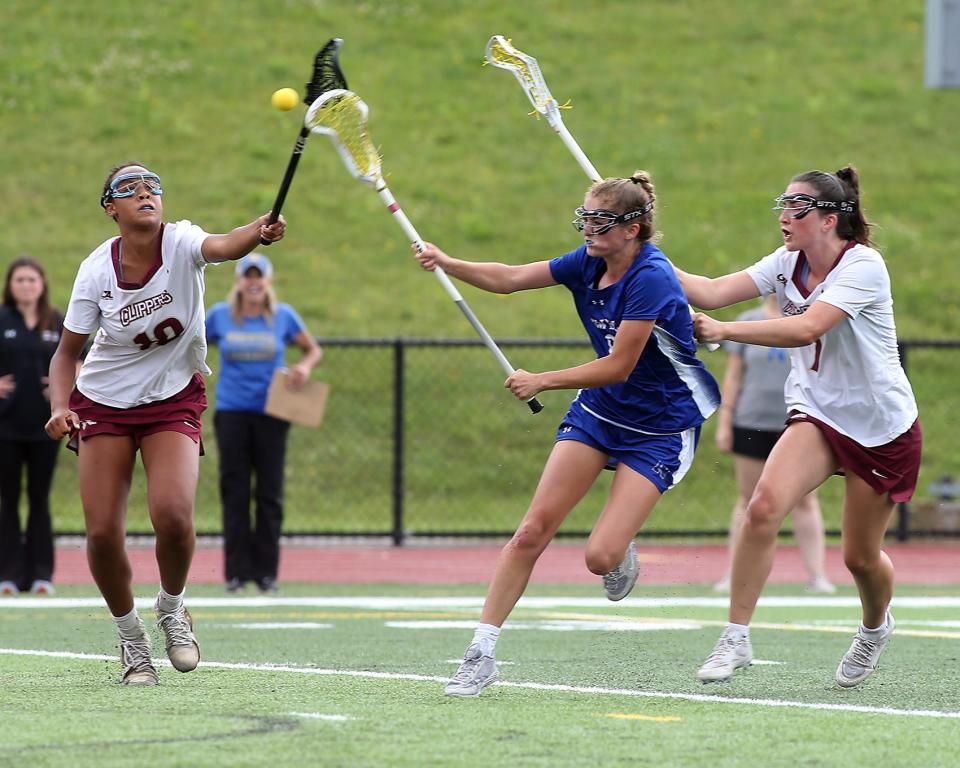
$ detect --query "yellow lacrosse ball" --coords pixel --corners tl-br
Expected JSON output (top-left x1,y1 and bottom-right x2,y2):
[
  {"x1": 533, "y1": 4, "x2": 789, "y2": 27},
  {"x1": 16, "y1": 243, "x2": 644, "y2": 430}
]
[{"x1": 271, "y1": 88, "x2": 299, "y2": 112}]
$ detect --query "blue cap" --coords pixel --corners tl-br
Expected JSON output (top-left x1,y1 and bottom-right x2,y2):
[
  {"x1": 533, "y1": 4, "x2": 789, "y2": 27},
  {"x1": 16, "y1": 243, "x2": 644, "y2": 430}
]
[{"x1": 235, "y1": 253, "x2": 273, "y2": 278}]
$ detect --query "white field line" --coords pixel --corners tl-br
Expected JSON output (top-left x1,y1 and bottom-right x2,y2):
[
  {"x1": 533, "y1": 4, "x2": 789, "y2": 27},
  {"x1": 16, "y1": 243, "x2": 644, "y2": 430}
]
[
  {"x1": 0, "y1": 647, "x2": 958, "y2": 721},
  {"x1": 540, "y1": 612, "x2": 960, "y2": 641},
  {"x1": 289, "y1": 712, "x2": 352, "y2": 722},
  {"x1": 5, "y1": 595, "x2": 960, "y2": 610}
]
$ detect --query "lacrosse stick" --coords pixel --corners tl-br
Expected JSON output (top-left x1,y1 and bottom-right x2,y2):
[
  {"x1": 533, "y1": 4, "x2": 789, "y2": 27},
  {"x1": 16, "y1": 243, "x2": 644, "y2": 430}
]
[
  {"x1": 305, "y1": 89, "x2": 543, "y2": 413},
  {"x1": 484, "y1": 35, "x2": 719, "y2": 352},
  {"x1": 261, "y1": 38, "x2": 348, "y2": 245}
]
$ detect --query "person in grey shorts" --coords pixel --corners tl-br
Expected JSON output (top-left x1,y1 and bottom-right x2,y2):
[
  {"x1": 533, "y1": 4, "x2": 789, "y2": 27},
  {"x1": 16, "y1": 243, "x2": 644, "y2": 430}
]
[{"x1": 714, "y1": 295, "x2": 835, "y2": 594}]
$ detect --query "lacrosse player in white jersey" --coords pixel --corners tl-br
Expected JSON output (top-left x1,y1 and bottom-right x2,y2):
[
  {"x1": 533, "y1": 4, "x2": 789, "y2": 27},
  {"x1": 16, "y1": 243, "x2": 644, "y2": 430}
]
[
  {"x1": 45, "y1": 162, "x2": 285, "y2": 685},
  {"x1": 675, "y1": 166, "x2": 921, "y2": 688}
]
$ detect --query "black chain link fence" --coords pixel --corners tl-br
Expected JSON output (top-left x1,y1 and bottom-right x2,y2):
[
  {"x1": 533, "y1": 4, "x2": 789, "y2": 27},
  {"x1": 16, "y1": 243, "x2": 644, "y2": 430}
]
[
  {"x1": 53, "y1": 338, "x2": 959, "y2": 541},
  {"x1": 201, "y1": 338, "x2": 960, "y2": 542}
]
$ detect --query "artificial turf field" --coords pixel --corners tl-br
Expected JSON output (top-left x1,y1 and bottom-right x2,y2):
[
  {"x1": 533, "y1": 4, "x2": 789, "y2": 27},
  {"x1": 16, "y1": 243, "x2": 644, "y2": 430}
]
[{"x1": 1, "y1": 583, "x2": 959, "y2": 767}]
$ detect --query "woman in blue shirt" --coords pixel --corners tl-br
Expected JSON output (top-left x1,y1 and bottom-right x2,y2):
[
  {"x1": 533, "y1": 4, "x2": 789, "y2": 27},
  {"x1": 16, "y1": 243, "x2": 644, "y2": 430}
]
[
  {"x1": 206, "y1": 253, "x2": 321, "y2": 594},
  {"x1": 415, "y1": 172, "x2": 720, "y2": 696}
]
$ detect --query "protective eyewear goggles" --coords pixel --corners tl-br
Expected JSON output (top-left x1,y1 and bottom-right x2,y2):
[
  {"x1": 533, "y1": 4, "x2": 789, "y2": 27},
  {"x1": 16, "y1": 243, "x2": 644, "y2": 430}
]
[
  {"x1": 772, "y1": 193, "x2": 855, "y2": 220},
  {"x1": 572, "y1": 202, "x2": 653, "y2": 235},
  {"x1": 101, "y1": 172, "x2": 163, "y2": 208}
]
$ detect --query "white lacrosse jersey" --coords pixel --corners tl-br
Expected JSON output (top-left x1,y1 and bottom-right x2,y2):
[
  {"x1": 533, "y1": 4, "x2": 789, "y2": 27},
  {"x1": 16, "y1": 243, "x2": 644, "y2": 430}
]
[
  {"x1": 64, "y1": 220, "x2": 213, "y2": 408},
  {"x1": 746, "y1": 242, "x2": 917, "y2": 447}
]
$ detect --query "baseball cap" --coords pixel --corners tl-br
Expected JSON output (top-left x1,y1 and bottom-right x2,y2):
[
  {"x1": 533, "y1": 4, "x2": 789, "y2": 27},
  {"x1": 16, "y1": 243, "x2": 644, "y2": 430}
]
[{"x1": 235, "y1": 253, "x2": 273, "y2": 278}]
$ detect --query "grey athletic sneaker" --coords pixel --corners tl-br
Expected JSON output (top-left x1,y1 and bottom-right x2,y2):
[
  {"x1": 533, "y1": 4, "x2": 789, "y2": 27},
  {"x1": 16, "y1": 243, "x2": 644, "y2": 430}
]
[
  {"x1": 120, "y1": 620, "x2": 158, "y2": 686},
  {"x1": 836, "y1": 611, "x2": 895, "y2": 688},
  {"x1": 602, "y1": 541, "x2": 639, "y2": 601},
  {"x1": 445, "y1": 644, "x2": 498, "y2": 697},
  {"x1": 697, "y1": 628, "x2": 753, "y2": 683},
  {"x1": 156, "y1": 600, "x2": 201, "y2": 673}
]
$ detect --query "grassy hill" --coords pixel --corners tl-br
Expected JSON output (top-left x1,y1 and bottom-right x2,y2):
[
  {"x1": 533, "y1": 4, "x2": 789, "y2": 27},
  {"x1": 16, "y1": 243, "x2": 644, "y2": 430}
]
[{"x1": 3, "y1": 0, "x2": 958, "y2": 537}]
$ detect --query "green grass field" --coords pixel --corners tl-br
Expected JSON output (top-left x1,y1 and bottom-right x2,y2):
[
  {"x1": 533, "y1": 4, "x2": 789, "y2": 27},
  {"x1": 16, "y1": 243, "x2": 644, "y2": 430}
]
[
  {"x1": 4, "y1": 0, "x2": 959, "y2": 536},
  {"x1": 2, "y1": 583, "x2": 959, "y2": 767}
]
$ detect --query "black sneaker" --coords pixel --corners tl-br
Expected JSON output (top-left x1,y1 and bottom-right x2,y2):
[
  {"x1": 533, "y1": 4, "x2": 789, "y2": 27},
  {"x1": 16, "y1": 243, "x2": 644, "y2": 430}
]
[
  {"x1": 257, "y1": 577, "x2": 279, "y2": 595},
  {"x1": 225, "y1": 578, "x2": 245, "y2": 594}
]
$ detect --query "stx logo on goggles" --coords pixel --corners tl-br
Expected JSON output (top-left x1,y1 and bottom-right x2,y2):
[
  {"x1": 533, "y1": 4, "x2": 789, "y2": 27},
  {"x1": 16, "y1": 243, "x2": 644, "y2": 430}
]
[
  {"x1": 772, "y1": 194, "x2": 856, "y2": 220},
  {"x1": 572, "y1": 202, "x2": 654, "y2": 235}
]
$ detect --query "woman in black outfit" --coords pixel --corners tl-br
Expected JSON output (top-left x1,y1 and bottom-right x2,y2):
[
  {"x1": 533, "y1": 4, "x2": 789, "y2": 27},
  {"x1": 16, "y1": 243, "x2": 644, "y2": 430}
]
[{"x1": 0, "y1": 256, "x2": 63, "y2": 595}]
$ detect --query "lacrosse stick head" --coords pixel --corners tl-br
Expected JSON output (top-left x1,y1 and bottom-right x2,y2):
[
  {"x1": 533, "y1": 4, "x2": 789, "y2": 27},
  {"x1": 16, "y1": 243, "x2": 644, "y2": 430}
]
[
  {"x1": 485, "y1": 35, "x2": 561, "y2": 128},
  {"x1": 305, "y1": 89, "x2": 382, "y2": 185},
  {"x1": 304, "y1": 38, "x2": 348, "y2": 105}
]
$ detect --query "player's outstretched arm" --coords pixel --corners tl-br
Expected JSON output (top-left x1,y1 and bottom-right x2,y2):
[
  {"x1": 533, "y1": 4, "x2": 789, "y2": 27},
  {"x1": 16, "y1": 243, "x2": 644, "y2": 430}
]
[
  {"x1": 414, "y1": 243, "x2": 556, "y2": 294},
  {"x1": 203, "y1": 213, "x2": 286, "y2": 264},
  {"x1": 673, "y1": 268, "x2": 758, "y2": 310}
]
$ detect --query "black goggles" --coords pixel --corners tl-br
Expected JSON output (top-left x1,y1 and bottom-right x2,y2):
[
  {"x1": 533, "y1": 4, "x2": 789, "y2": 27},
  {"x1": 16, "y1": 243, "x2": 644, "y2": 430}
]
[
  {"x1": 772, "y1": 193, "x2": 855, "y2": 220},
  {"x1": 101, "y1": 172, "x2": 163, "y2": 208},
  {"x1": 572, "y1": 202, "x2": 653, "y2": 235}
]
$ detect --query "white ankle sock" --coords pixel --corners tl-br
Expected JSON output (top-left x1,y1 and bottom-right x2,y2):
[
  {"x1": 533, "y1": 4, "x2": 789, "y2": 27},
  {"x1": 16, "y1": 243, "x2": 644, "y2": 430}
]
[
  {"x1": 861, "y1": 614, "x2": 888, "y2": 636},
  {"x1": 157, "y1": 588, "x2": 184, "y2": 614},
  {"x1": 725, "y1": 622, "x2": 750, "y2": 640},
  {"x1": 471, "y1": 623, "x2": 501, "y2": 656},
  {"x1": 114, "y1": 608, "x2": 143, "y2": 641}
]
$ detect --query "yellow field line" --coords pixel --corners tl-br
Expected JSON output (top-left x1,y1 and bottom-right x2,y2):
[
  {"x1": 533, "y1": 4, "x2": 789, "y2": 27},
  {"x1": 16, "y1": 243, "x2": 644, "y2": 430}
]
[{"x1": 602, "y1": 712, "x2": 681, "y2": 723}]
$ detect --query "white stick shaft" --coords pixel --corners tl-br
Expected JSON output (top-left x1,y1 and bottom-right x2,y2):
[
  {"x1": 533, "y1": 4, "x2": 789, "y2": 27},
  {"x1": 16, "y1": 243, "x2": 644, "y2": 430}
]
[
  {"x1": 556, "y1": 123, "x2": 601, "y2": 181},
  {"x1": 376, "y1": 185, "x2": 517, "y2": 379}
]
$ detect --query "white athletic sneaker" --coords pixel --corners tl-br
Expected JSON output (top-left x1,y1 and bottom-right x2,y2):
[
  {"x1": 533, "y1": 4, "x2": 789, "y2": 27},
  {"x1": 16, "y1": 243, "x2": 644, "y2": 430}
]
[
  {"x1": 445, "y1": 644, "x2": 499, "y2": 697},
  {"x1": 836, "y1": 611, "x2": 895, "y2": 688},
  {"x1": 29, "y1": 580, "x2": 55, "y2": 596},
  {"x1": 0, "y1": 581, "x2": 19, "y2": 596},
  {"x1": 806, "y1": 576, "x2": 837, "y2": 595},
  {"x1": 155, "y1": 600, "x2": 201, "y2": 673},
  {"x1": 712, "y1": 576, "x2": 731, "y2": 594},
  {"x1": 697, "y1": 628, "x2": 753, "y2": 683},
  {"x1": 120, "y1": 619, "x2": 158, "y2": 686},
  {"x1": 602, "y1": 541, "x2": 639, "y2": 601}
]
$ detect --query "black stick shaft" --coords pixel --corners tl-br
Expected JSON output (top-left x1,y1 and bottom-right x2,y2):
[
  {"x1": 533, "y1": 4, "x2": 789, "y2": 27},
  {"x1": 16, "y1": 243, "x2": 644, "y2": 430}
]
[{"x1": 260, "y1": 127, "x2": 310, "y2": 245}]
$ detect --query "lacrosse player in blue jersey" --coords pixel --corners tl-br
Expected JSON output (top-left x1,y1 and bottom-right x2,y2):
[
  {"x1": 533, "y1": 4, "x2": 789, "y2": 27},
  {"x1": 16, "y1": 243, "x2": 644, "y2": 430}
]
[{"x1": 416, "y1": 171, "x2": 720, "y2": 696}]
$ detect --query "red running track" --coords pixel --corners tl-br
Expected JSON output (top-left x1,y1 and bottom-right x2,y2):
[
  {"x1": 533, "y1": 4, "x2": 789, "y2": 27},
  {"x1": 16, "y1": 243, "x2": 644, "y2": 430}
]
[{"x1": 49, "y1": 541, "x2": 960, "y2": 586}]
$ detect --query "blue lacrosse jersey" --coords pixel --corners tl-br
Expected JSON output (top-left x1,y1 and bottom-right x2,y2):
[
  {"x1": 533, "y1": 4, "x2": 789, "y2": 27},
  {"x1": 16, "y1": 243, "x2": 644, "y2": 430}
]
[{"x1": 549, "y1": 243, "x2": 720, "y2": 434}]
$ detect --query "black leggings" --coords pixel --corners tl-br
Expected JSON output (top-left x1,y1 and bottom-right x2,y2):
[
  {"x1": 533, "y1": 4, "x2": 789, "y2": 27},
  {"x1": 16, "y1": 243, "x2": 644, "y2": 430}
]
[
  {"x1": 0, "y1": 439, "x2": 61, "y2": 588},
  {"x1": 214, "y1": 411, "x2": 290, "y2": 584}
]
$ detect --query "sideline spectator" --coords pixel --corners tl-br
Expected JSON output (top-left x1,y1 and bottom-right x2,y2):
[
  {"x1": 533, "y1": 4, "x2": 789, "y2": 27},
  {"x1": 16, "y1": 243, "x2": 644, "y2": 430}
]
[
  {"x1": 206, "y1": 253, "x2": 321, "y2": 595},
  {"x1": 0, "y1": 257, "x2": 63, "y2": 596}
]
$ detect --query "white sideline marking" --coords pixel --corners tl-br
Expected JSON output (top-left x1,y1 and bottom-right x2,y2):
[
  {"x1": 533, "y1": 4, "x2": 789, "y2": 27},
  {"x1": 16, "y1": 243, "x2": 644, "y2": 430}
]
[
  {"x1": 289, "y1": 712, "x2": 352, "y2": 722},
  {"x1": 7, "y1": 595, "x2": 960, "y2": 610},
  {"x1": 1, "y1": 647, "x2": 958, "y2": 720},
  {"x1": 446, "y1": 659, "x2": 516, "y2": 666},
  {"x1": 387, "y1": 619, "x2": 701, "y2": 632},
  {"x1": 229, "y1": 623, "x2": 333, "y2": 630},
  {"x1": 751, "y1": 660, "x2": 785, "y2": 666}
]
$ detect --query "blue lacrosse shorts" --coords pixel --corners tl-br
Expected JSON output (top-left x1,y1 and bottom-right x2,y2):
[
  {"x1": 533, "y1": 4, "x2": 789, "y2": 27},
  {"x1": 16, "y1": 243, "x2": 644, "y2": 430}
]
[{"x1": 554, "y1": 402, "x2": 701, "y2": 493}]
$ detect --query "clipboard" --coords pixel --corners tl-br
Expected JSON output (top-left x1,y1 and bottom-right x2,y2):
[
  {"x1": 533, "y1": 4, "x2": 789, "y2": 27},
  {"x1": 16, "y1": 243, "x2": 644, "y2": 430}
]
[{"x1": 264, "y1": 369, "x2": 329, "y2": 429}]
